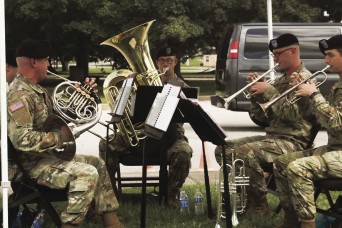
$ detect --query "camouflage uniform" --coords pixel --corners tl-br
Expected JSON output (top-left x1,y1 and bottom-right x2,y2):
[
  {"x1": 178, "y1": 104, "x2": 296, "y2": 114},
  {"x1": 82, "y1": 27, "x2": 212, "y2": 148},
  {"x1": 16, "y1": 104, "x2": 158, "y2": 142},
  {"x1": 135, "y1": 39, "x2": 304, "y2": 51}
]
[
  {"x1": 7, "y1": 75, "x2": 119, "y2": 225},
  {"x1": 215, "y1": 64, "x2": 315, "y2": 205},
  {"x1": 1, "y1": 79, "x2": 21, "y2": 183},
  {"x1": 99, "y1": 75, "x2": 192, "y2": 202},
  {"x1": 274, "y1": 80, "x2": 342, "y2": 223}
]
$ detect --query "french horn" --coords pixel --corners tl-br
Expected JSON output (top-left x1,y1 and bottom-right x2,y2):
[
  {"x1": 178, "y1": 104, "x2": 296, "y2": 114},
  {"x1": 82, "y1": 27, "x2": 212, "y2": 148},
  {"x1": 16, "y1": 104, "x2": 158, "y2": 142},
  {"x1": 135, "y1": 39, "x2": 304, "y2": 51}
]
[{"x1": 45, "y1": 70, "x2": 103, "y2": 160}]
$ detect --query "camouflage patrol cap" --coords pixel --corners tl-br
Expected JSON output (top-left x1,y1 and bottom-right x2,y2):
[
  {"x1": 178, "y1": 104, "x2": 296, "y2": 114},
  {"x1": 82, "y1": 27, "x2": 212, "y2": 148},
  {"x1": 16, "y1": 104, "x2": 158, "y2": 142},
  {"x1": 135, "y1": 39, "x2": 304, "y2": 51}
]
[
  {"x1": 155, "y1": 45, "x2": 178, "y2": 59},
  {"x1": 16, "y1": 39, "x2": 51, "y2": 59},
  {"x1": 6, "y1": 48, "x2": 17, "y2": 67},
  {"x1": 269, "y1": 33, "x2": 299, "y2": 52},
  {"x1": 319, "y1": 35, "x2": 342, "y2": 55}
]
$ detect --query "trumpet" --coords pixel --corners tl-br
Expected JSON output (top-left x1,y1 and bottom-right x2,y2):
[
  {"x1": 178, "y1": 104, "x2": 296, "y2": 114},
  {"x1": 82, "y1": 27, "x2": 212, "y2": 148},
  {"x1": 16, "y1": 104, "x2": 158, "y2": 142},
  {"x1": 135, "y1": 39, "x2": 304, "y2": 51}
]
[
  {"x1": 258, "y1": 65, "x2": 330, "y2": 113},
  {"x1": 215, "y1": 150, "x2": 249, "y2": 228},
  {"x1": 213, "y1": 64, "x2": 279, "y2": 109}
]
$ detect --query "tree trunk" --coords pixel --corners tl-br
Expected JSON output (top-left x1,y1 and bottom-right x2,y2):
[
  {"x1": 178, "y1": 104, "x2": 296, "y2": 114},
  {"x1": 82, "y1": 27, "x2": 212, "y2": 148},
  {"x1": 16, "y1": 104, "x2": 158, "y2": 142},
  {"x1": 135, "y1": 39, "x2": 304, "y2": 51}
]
[
  {"x1": 75, "y1": 34, "x2": 89, "y2": 79},
  {"x1": 60, "y1": 56, "x2": 68, "y2": 72}
]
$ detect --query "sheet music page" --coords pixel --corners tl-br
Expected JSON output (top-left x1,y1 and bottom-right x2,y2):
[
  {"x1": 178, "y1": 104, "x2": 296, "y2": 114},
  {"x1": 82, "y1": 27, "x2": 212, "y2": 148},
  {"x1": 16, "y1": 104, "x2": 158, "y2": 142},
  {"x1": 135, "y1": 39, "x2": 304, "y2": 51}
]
[
  {"x1": 145, "y1": 93, "x2": 167, "y2": 127},
  {"x1": 154, "y1": 96, "x2": 179, "y2": 131},
  {"x1": 129, "y1": 94, "x2": 136, "y2": 117},
  {"x1": 162, "y1": 84, "x2": 181, "y2": 97},
  {"x1": 113, "y1": 77, "x2": 134, "y2": 116},
  {"x1": 145, "y1": 84, "x2": 181, "y2": 132}
]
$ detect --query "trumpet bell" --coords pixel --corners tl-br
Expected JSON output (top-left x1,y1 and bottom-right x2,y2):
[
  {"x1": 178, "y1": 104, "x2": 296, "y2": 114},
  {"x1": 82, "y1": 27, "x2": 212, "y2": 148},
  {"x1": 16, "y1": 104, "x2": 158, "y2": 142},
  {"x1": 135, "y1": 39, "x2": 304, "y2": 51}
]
[{"x1": 43, "y1": 115, "x2": 76, "y2": 161}]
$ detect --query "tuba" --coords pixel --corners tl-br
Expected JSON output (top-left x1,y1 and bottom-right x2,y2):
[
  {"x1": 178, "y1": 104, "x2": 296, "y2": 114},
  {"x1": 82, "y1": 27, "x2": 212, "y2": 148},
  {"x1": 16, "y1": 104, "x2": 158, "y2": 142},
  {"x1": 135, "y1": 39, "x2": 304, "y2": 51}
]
[{"x1": 101, "y1": 20, "x2": 163, "y2": 147}]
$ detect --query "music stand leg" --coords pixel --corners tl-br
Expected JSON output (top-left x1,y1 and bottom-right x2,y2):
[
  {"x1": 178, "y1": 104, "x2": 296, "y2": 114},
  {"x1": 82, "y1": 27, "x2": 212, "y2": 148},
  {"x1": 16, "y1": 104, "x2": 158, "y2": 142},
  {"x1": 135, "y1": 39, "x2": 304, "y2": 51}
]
[
  {"x1": 105, "y1": 124, "x2": 110, "y2": 165},
  {"x1": 221, "y1": 145, "x2": 232, "y2": 228},
  {"x1": 201, "y1": 141, "x2": 213, "y2": 218},
  {"x1": 141, "y1": 139, "x2": 147, "y2": 228},
  {"x1": 159, "y1": 144, "x2": 168, "y2": 205}
]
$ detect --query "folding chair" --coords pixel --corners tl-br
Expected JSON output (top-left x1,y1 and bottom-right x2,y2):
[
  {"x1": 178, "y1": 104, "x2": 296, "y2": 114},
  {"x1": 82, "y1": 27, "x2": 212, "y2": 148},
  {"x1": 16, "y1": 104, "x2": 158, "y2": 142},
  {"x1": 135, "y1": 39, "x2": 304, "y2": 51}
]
[
  {"x1": 314, "y1": 178, "x2": 342, "y2": 221},
  {"x1": 115, "y1": 151, "x2": 167, "y2": 194},
  {"x1": 7, "y1": 137, "x2": 68, "y2": 227},
  {"x1": 111, "y1": 140, "x2": 170, "y2": 206}
]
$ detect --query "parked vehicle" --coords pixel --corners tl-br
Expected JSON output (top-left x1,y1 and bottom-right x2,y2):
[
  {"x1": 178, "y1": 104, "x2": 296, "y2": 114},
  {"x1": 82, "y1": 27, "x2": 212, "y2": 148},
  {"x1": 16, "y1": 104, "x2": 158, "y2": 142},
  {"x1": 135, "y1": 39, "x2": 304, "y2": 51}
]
[{"x1": 213, "y1": 23, "x2": 342, "y2": 126}]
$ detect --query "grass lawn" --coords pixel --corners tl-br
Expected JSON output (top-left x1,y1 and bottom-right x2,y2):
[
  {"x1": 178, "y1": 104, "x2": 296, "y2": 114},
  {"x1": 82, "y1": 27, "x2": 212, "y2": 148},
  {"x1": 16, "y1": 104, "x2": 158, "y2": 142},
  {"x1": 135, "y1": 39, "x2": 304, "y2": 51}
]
[{"x1": 9, "y1": 183, "x2": 339, "y2": 228}]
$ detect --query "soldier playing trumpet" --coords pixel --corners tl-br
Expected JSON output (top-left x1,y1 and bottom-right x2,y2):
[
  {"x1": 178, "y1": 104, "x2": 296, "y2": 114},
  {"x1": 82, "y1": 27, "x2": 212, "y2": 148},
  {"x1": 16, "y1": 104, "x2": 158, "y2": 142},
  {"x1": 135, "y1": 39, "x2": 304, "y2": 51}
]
[
  {"x1": 214, "y1": 33, "x2": 317, "y2": 215},
  {"x1": 273, "y1": 34, "x2": 342, "y2": 228}
]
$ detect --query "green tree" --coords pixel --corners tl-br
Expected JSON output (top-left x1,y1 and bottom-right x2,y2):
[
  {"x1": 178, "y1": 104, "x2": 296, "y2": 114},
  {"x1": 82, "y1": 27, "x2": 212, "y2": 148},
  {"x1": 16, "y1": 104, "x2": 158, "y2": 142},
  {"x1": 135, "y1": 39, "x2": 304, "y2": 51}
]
[
  {"x1": 5, "y1": 0, "x2": 120, "y2": 75},
  {"x1": 5, "y1": 0, "x2": 339, "y2": 77}
]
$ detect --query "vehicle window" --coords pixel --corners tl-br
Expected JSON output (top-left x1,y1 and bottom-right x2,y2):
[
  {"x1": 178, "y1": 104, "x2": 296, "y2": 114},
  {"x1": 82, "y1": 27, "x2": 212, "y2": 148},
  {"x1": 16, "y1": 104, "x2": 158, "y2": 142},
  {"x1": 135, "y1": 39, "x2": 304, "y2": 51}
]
[
  {"x1": 244, "y1": 28, "x2": 341, "y2": 59},
  {"x1": 218, "y1": 24, "x2": 234, "y2": 59}
]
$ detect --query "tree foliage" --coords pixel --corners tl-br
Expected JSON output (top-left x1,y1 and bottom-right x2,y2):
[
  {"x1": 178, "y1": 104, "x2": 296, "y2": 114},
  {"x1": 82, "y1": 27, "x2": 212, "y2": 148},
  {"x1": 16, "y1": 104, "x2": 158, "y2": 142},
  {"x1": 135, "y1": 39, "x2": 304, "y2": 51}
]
[{"x1": 5, "y1": 0, "x2": 342, "y2": 74}]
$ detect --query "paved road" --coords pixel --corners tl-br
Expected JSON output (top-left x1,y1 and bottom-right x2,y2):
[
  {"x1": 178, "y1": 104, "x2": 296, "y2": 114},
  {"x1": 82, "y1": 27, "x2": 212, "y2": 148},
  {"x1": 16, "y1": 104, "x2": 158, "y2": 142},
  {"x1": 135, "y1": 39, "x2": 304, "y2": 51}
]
[{"x1": 75, "y1": 99, "x2": 328, "y2": 184}]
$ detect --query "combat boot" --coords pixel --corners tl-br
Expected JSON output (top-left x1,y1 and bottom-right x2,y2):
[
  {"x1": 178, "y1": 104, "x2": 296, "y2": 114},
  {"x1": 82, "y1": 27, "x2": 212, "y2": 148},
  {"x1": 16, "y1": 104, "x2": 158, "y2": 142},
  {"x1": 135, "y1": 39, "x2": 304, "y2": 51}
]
[
  {"x1": 246, "y1": 195, "x2": 271, "y2": 215},
  {"x1": 254, "y1": 198, "x2": 271, "y2": 214},
  {"x1": 166, "y1": 189, "x2": 179, "y2": 209},
  {"x1": 274, "y1": 209, "x2": 300, "y2": 228},
  {"x1": 102, "y1": 211, "x2": 123, "y2": 228},
  {"x1": 301, "y1": 221, "x2": 316, "y2": 228}
]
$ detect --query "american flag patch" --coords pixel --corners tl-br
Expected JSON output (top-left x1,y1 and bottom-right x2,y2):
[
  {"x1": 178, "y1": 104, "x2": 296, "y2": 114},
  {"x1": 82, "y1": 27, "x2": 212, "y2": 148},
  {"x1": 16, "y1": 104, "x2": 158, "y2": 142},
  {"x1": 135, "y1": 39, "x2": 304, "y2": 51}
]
[{"x1": 9, "y1": 101, "x2": 24, "y2": 112}]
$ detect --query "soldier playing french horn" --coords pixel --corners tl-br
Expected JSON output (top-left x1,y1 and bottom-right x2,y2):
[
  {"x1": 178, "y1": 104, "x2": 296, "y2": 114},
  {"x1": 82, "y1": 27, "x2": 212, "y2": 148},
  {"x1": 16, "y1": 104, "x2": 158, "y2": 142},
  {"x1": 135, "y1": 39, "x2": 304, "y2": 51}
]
[
  {"x1": 7, "y1": 39, "x2": 122, "y2": 228},
  {"x1": 214, "y1": 33, "x2": 317, "y2": 215}
]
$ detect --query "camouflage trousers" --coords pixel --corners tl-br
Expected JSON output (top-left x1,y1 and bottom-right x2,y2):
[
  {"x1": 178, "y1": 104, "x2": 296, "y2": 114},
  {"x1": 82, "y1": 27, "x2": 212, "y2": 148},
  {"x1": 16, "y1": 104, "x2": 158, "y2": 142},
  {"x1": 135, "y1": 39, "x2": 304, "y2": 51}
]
[
  {"x1": 214, "y1": 135, "x2": 303, "y2": 201},
  {"x1": 274, "y1": 146, "x2": 342, "y2": 222},
  {"x1": 99, "y1": 133, "x2": 192, "y2": 198},
  {"x1": 27, "y1": 154, "x2": 119, "y2": 225}
]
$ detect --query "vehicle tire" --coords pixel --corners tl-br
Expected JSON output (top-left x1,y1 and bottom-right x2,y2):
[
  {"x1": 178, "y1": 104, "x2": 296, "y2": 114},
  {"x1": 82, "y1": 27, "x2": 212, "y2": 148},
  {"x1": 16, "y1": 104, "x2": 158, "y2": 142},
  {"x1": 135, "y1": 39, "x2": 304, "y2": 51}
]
[{"x1": 248, "y1": 112, "x2": 269, "y2": 128}]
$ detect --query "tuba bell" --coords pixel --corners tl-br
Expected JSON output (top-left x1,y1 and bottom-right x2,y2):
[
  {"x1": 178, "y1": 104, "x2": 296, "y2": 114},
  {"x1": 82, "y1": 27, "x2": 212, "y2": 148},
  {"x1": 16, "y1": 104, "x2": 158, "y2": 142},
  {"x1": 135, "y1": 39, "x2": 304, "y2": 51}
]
[{"x1": 101, "y1": 20, "x2": 163, "y2": 147}]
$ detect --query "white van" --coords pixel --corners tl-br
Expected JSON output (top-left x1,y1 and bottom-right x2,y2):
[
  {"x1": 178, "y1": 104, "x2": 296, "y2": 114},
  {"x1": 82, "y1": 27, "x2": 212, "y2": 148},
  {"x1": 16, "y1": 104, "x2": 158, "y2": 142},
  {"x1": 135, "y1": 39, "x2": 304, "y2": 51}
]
[{"x1": 212, "y1": 23, "x2": 342, "y2": 126}]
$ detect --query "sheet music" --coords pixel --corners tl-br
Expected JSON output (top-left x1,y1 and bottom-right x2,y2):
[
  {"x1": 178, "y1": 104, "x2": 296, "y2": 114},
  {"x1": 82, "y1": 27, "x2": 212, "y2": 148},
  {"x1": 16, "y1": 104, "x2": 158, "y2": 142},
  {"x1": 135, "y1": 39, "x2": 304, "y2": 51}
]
[
  {"x1": 129, "y1": 94, "x2": 136, "y2": 117},
  {"x1": 112, "y1": 77, "x2": 134, "y2": 117},
  {"x1": 145, "y1": 84, "x2": 181, "y2": 133},
  {"x1": 162, "y1": 84, "x2": 181, "y2": 96}
]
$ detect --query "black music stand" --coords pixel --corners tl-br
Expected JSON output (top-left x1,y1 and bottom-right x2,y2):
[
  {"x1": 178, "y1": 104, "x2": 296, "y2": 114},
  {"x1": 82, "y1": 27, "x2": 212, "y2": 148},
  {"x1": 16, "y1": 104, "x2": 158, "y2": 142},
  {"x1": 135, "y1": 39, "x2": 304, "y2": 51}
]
[
  {"x1": 177, "y1": 99, "x2": 232, "y2": 228},
  {"x1": 133, "y1": 86, "x2": 198, "y2": 228}
]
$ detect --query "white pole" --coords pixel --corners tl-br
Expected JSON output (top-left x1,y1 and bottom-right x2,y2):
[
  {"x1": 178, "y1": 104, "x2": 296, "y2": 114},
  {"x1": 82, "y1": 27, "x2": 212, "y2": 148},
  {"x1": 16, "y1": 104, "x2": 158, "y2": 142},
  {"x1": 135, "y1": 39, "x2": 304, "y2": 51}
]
[
  {"x1": 0, "y1": 0, "x2": 10, "y2": 227},
  {"x1": 267, "y1": 0, "x2": 275, "y2": 80}
]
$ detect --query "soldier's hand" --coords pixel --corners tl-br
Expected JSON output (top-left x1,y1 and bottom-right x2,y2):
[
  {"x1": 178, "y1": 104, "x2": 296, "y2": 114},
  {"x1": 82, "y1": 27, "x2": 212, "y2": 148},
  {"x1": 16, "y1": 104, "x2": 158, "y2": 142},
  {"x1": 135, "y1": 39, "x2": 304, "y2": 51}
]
[
  {"x1": 247, "y1": 72, "x2": 259, "y2": 83},
  {"x1": 290, "y1": 72, "x2": 303, "y2": 86},
  {"x1": 249, "y1": 82, "x2": 271, "y2": 96},
  {"x1": 55, "y1": 141, "x2": 75, "y2": 153},
  {"x1": 295, "y1": 82, "x2": 318, "y2": 97},
  {"x1": 84, "y1": 77, "x2": 98, "y2": 94}
]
